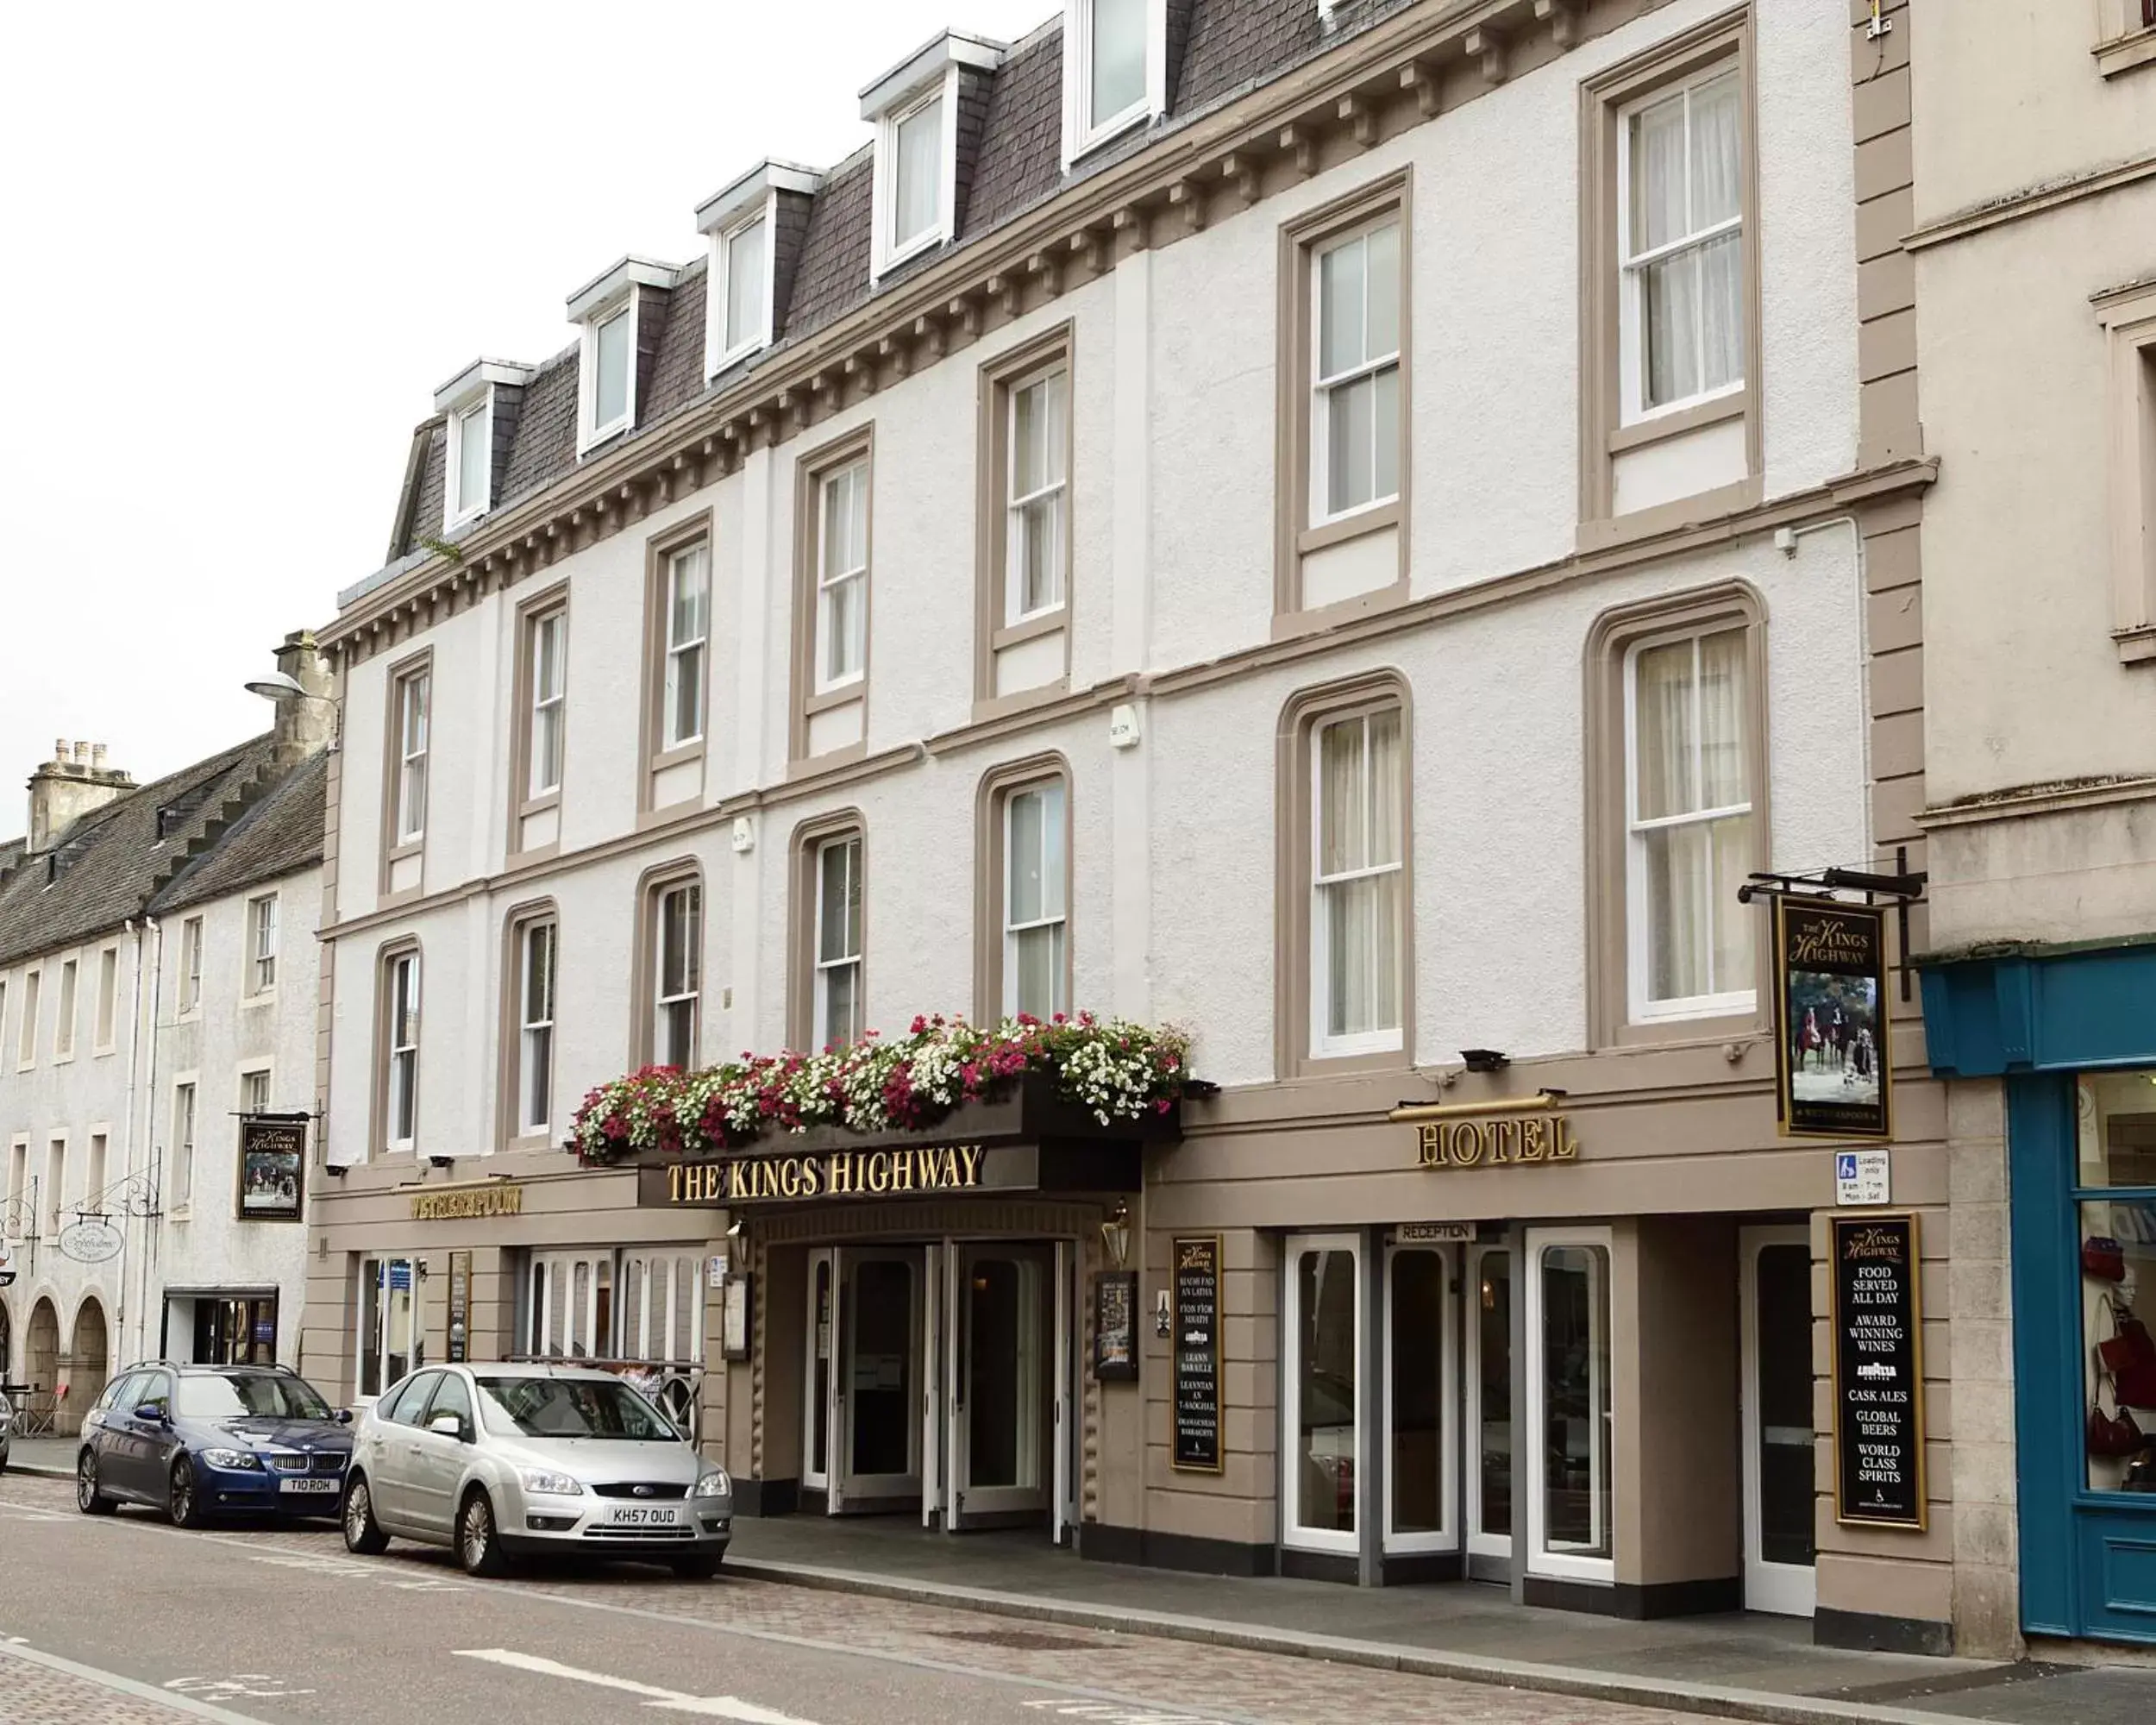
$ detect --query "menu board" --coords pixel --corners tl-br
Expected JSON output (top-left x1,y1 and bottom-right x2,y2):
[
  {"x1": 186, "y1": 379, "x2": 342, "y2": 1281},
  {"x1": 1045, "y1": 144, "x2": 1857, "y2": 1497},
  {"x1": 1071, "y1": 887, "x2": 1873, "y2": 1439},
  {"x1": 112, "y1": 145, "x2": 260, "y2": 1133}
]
[
  {"x1": 447, "y1": 1251, "x2": 471, "y2": 1363},
  {"x1": 1831, "y1": 1212, "x2": 1927, "y2": 1529},
  {"x1": 1094, "y1": 1271, "x2": 1138, "y2": 1383},
  {"x1": 1172, "y1": 1236, "x2": 1222, "y2": 1472}
]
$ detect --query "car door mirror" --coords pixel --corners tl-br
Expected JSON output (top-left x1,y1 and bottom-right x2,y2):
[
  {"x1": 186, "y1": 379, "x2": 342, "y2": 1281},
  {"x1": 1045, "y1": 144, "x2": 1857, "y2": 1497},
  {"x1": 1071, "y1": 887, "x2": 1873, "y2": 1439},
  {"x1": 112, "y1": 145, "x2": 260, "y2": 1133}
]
[
  {"x1": 428, "y1": 1411, "x2": 471, "y2": 1443},
  {"x1": 134, "y1": 1402, "x2": 167, "y2": 1425},
  {"x1": 334, "y1": 1408, "x2": 353, "y2": 1426}
]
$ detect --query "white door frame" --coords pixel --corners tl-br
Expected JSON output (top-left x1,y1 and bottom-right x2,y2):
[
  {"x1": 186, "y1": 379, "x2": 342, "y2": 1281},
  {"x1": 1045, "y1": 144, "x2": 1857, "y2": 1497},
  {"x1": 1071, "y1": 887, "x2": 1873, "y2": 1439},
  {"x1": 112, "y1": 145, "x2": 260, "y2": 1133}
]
[
  {"x1": 1464, "y1": 1242, "x2": 1513, "y2": 1565},
  {"x1": 1741, "y1": 1225, "x2": 1818, "y2": 1616},
  {"x1": 952, "y1": 1243, "x2": 1050, "y2": 1524},
  {"x1": 803, "y1": 1248, "x2": 835, "y2": 1496},
  {"x1": 1053, "y1": 1239, "x2": 1073, "y2": 1546},
  {"x1": 1381, "y1": 1239, "x2": 1457, "y2": 1554},
  {"x1": 836, "y1": 1246, "x2": 924, "y2": 1506},
  {"x1": 1523, "y1": 1226, "x2": 1615, "y2": 1584},
  {"x1": 921, "y1": 1241, "x2": 943, "y2": 1527},
  {"x1": 1282, "y1": 1231, "x2": 1363, "y2": 1555}
]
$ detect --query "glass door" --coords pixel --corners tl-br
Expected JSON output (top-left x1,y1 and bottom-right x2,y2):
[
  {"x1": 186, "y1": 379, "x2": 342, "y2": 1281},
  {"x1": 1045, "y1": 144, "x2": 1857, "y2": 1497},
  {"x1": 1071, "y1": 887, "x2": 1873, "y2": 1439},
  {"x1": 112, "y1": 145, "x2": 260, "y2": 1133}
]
[
  {"x1": 952, "y1": 1244, "x2": 1049, "y2": 1525},
  {"x1": 834, "y1": 1247, "x2": 923, "y2": 1510},
  {"x1": 1465, "y1": 1245, "x2": 1514, "y2": 1576},
  {"x1": 803, "y1": 1249, "x2": 835, "y2": 1497},
  {"x1": 356, "y1": 1256, "x2": 422, "y2": 1402},
  {"x1": 1283, "y1": 1233, "x2": 1363, "y2": 1553},
  {"x1": 1382, "y1": 1241, "x2": 1455, "y2": 1555},
  {"x1": 1525, "y1": 1227, "x2": 1614, "y2": 1584},
  {"x1": 1742, "y1": 1226, "x2": 1817, "y2": 1615}
]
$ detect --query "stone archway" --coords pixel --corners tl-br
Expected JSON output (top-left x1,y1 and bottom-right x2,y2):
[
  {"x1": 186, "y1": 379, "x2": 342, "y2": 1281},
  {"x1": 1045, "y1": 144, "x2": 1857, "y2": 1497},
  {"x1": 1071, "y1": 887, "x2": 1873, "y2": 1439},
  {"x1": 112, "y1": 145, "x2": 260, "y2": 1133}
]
[
  {"x1": 24, "y1": 1298, "x2": 59, "y2": 1397},
  {"x1": 65, "y1": 1299, "x2": 110, "y2": 1436}
]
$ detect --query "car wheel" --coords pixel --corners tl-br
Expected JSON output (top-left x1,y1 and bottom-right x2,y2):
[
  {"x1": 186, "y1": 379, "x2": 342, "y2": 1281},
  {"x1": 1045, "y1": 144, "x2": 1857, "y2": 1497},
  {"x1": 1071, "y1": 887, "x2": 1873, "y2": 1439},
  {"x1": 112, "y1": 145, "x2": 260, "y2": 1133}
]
[
  {"x1": 669, "y1": 1552, "x2": 721, "y2": 1580},
  {"x1": 75, "y1": 1451, "x2": 115, "y2": 1515},
  {"x1": 457, "y1": 1489, "x2": 509, "y2": 1578},
  {"x1": 167, "y1": 1457, "x2": 204, "y2": 1529},
  {"x1": 342, "y1": 1473, "x2": 389, "y2": 1555}
]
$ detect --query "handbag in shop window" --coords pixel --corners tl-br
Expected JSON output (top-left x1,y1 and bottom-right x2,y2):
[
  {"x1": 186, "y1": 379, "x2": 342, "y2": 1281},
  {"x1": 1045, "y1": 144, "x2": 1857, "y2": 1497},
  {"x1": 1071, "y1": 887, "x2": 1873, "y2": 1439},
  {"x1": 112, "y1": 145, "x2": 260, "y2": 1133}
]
[
  {"x1": 2084, "y1": 1236, "x2": 2128, "y2": 1282},
  {"x1": 2099, "y1": 1301, "x2": 2156, "y2": 1408},
  {"x1": 2090, "y1": 1389, "x2": 2143, "y2": 1459}
]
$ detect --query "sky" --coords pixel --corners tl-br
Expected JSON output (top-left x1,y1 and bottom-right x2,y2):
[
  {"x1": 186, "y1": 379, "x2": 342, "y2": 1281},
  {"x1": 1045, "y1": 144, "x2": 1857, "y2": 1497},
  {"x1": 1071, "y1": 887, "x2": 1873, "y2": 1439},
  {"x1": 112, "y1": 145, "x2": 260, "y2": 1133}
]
[{"x1": 0, "y1": 0, "x2": 1056, "y2": 823}]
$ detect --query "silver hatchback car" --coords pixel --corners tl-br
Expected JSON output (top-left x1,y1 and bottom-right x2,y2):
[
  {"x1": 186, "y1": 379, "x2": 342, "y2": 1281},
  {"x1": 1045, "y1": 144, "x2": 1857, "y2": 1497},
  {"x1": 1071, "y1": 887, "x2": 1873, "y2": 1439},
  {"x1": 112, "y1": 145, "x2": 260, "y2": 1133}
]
[{"x1": 342, "y1": 1362, "x2": 730, "y2": 1578}]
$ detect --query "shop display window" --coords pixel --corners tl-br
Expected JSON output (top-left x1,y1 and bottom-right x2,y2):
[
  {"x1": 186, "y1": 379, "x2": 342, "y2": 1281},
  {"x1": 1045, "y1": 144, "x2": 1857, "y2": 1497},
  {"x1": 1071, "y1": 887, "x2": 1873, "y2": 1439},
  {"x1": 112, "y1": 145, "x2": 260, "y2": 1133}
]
[{"x1": 2077, "y1": 1071, "x2": 2156, "y2": 1491}]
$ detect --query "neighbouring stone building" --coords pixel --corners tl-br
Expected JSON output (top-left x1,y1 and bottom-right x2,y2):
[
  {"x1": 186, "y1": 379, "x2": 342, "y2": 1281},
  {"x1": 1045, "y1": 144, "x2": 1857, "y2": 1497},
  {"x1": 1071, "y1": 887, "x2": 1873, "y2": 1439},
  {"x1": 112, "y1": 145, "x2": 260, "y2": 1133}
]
[
  {"x1": 284, "y1": 0, "x2": 2065, "y2": 1659},
  {"x1": 0, "y1": 635, "x2": 329, "y2": 1432}
]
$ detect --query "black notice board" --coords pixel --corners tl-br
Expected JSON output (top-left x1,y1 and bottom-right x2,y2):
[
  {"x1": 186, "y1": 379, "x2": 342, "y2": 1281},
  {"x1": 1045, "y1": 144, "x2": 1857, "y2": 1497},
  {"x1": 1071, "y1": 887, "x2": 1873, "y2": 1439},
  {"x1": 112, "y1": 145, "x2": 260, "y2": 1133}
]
[
  {"x1": 447, "y1": 1251, "x2": 471, "y2": 1364},
  {"x1": 1093, "y1": 1271, "x2": 1138, "y2": 1383},
  {"x1": 1172, "y1": 1236, "x2": 1222, "y2": 1472},
  {"x1": 1831, "y1": 1212, "x2": 1927, "y2": 1529}
]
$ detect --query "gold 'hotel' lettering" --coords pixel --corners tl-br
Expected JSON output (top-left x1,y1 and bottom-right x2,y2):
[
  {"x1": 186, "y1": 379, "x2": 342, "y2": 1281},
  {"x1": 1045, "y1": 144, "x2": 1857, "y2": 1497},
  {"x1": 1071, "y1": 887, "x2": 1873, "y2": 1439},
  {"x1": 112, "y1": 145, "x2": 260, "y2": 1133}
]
[
  {"x1": 666, "y1": 1145, "x2": 987, "y2": 1207},
  {"x1": 1416, "y1": 1115, "x2": 1579, "y2": 1170},
  {"x1": 411, "y1": 1183, "x2": 525, "y2": 1220}
]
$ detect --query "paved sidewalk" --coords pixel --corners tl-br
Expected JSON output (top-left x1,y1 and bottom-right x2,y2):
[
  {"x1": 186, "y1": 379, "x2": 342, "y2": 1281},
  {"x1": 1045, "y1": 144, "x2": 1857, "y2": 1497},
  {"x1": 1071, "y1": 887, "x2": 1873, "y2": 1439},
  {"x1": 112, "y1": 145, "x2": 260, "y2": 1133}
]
[
  {"x1": 721, "y1": 1516, "x2": 2156, "y2": 1725},
  {"x1": 4, "y1": 1434, "x2": 76, "y2": 1476}
]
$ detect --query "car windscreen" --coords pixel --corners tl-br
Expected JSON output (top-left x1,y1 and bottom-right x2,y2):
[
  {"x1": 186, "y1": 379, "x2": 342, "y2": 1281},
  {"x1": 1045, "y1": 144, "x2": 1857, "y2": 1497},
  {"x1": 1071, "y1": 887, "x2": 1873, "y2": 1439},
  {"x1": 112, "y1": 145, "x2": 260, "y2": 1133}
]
[
  {"x1": 174, "y1": 1374, "x2": 335, "y2": 1421},
  {"x1": 472, "y1": 1376, "x2": 676, "y2": 1441}
]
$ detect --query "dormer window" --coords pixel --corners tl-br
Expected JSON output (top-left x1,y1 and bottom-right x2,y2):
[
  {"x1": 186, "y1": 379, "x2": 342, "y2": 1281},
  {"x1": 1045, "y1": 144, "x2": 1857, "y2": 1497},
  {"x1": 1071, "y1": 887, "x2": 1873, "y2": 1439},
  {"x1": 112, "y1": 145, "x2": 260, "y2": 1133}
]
[
  {"x1": 862, "y1": 31, "x2": 1003, "y2": 279},
  {"x1": 697, "y1": 160, "x2": 819, "y2": 378},
  {"x1": 566, "y1": 256, "x2": 674, "y2": 455},
  {"x1": 431, "y1": 360, "x2": 534, "y2": 532},
  {"x1": 448, "y1": 398, "x2": 490, "y2": 524},
  {"x1": 1064, "y1": 0, "x2": 1165, "y2": 165}
]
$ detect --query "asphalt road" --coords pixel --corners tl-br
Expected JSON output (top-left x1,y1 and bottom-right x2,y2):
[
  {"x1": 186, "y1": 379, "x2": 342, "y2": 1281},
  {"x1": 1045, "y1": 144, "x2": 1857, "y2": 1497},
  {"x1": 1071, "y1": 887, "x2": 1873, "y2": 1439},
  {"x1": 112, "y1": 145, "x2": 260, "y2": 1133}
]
[{"x1": 0, "y1": 1471, "x2": 1703, "y2": 1725}]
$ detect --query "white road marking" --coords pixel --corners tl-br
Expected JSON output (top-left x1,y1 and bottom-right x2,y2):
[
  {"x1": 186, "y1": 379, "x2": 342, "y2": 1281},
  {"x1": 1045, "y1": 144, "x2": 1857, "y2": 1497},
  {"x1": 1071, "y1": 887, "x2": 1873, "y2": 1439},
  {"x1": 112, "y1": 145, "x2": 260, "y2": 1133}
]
[
  {"x1": 1021, "y1": 1703, "x2": 1236, "y2": 1724},
  {"x1": 456, "y1": 1647, "x2": 818, "y2": 1721},
  {"x1": 166, "y1": 1673, "x2": 318, "y2": 1700},
  {"x1": 0, "y1": 1636, "x2": 274, "y2": 1723}
]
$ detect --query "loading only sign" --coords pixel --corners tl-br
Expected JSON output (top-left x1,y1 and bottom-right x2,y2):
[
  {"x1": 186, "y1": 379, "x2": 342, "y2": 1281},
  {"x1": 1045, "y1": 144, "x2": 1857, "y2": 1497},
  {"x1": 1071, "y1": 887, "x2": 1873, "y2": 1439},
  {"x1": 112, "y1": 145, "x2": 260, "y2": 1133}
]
[{"x1": 1830, "y1": 1212, "x2": 1927, "y2": 1529}]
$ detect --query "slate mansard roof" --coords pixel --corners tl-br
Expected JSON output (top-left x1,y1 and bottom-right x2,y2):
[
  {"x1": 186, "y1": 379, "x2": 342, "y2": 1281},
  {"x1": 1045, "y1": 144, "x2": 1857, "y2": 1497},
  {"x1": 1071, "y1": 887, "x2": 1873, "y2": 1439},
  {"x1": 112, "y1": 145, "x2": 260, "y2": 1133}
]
[
  {"x1": 379, "y1": 0, "x2": 1417, "y2": 571},
  {"x1": 0, "y1": 743, "x2": 327, "y2": 971}
]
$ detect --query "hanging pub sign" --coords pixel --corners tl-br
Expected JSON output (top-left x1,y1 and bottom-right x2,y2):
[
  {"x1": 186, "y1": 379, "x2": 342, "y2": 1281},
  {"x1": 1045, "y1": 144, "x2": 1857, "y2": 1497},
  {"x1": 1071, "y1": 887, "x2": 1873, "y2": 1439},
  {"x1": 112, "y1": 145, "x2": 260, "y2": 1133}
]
[
  {"x1": 1831, "y1": 1212, "x2": 1927, "y2": 1530},
  {"x1": 1773, "y1": 894, "x2": 1893, "y2": 1140},
  {"x1": 236, "y1": 1114, "x2": 308, "y2": 1222},
  {"x1": 1093, "y1": 1270, "x2": 1139, "y2": 1383},
  {"x1": 1171, "y1": 1236, "x2": 1222, "y2": 1472}
]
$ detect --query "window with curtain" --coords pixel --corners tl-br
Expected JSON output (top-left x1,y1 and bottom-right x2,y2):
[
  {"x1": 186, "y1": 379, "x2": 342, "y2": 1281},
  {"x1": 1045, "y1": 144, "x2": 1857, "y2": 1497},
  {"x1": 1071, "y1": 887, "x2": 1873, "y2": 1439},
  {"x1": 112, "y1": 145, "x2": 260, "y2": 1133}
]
[
  {"x1": 817, "y1": 461, "x2": 869, "y2": 688},
  {"x1": 241, "y1": 1069, "x2": 270, "y2": 1115},
  {"x1": 1313, "y1": 218, "x2": 1401, "y2": 521},
  {"x1": 1311, "y1": 706, "x2": 1404, "y2": 1056},
  {"x1": 172, "y1": 1084, "x2": 196, "y2": 1208},
  {"x1": 1620, "y1": 64, "x2": 1744, "y2": 416},
  {"x1": 518, "y1": 919, "x2": 556, "y2": 1136},
  {"x1": 249, "y1": 894, "x2": 278, "y2": 993},
  {"x1": 654, "y1": 881, "x2": 700, "y2": 1069},
  {"x1": 592, "y1": 305, "x2": 631, "y2": 432},
  {"x1": 385, "y1": 951, "x2": 421, "y2": 1148},
  {"x1": 813, "y1": 835, "x2": 863, "y2": 1050},
  {"x1": 662, "y1": 544, "x2": 709, "y2": 749},
  {"x1": 724, "y1": 214, "x2": 768, "y2": 355},
  {"x1": 394, "y1": 668, "x2": 429, "y2": 844},
  {"x1": 1003, "y1": 781, "x2": 1068, "y2": 1019},
  {"x1": 179, "y1": 918, "x2": 203, "y2": 1014},
  {"x1": 528, "y1": 609, "x2": 567, "y2": 798},
  {"x1": 1627, "y1": 626, "x2": 1752, "y2": 1015},
  {"x1": 1006, "y1": 367, "x2": 1068, "y2": 622},
  {"x1": 892, "y1": 95, "x2": 943, "y2": 251},
  {"x1": 1087, "y1": 0, "x2": 1147, "y2": 134}
]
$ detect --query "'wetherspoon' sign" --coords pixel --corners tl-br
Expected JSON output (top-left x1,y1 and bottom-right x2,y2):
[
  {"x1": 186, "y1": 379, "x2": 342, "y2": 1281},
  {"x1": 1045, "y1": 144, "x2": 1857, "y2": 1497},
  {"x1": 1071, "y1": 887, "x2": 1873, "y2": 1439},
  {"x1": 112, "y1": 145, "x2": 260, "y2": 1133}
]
[
  {"x1": 661, "y1": 1144, "x2": 987, "y2": 1206},
  {"x1": 411, "y1": 1183, "x2": 524, "y2": 1220}
]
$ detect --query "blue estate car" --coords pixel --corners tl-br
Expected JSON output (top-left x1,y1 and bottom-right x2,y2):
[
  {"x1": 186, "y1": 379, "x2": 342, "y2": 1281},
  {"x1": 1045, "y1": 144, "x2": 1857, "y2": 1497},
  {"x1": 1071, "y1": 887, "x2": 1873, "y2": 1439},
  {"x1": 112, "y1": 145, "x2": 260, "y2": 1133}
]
[{"x1": 75, "y1": 1363, "x2": 353, "y2": 1526}]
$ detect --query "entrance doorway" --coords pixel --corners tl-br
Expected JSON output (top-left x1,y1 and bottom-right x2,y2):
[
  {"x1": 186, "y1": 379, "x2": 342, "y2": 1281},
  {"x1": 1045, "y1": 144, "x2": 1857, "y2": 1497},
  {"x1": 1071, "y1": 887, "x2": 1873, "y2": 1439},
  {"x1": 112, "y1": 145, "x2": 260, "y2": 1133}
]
[
  {"x1": 68, "y1": 1300, "x2": 109, "y2": 1435},
  {"x1": 1741, "y1": 1226, "x2": 1817, "y2": 1615},
  {"x1": 799, "y1": 1238, "x2": 1068, "y2": 1534},
  {"x1": 356, "y1": 1256, "x2": 421, "y2": 1400}
]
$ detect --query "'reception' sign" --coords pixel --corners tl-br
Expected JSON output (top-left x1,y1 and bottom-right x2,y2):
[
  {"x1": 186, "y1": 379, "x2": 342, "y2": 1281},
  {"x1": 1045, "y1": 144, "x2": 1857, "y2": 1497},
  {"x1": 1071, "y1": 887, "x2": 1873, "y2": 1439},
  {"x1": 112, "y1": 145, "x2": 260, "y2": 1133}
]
[
  {"x1": 1831, "y1": 1212, "x2": 1927, "y2": 1530},
  {"x1": 653, "y1": 1144, "x2": 987, "y2": 1207}
]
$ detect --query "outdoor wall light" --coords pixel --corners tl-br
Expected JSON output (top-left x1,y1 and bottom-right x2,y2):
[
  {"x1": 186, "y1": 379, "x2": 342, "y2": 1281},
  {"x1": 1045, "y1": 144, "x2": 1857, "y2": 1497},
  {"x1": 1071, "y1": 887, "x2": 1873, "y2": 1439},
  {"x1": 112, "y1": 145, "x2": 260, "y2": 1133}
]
[
  {"x1": 427, "y1": 1153, "x2": 456, "y2": 1170},
  {"x1": 1460, "y1": 1048, "x2": 1510, "y2": 1073},
  {"x1": 1100, "y1": 1200, "x2": 1131, "y2": 1270}
]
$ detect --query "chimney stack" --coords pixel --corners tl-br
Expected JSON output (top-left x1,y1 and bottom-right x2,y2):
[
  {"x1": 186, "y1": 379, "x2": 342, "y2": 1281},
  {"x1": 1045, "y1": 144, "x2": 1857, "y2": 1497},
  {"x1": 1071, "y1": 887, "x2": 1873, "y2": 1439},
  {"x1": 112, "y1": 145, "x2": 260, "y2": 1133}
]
[
  {"x1": 267, "y1": 630, "x2": 335, "y2": 767},
  {"x1": 26, "y1": 738, "x2": 135, "y2": 856}
]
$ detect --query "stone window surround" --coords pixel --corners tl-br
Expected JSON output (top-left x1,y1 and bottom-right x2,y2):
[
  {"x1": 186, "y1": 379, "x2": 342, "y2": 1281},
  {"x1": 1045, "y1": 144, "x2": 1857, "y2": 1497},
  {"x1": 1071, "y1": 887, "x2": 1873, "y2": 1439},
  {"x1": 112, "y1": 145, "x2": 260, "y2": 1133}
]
[
  {"x1": 1273, "y1": 168, "x2": 1414, "y2": 641},
  {"x1": 1273, "y1": 668, "x2": 1416, "y2": 1081},
  {"x1": 371, "y1": 938, "x2": 423, "y2": 1159},
  {"x1": 497, "y1": 899, "x2": 560, "y2": 1153},
  {"x1": 379, "y1": 647, "x2": 433, "y2": 906},
  {"x1": 1576, "y1": 6, "x2": 1764, "y2": 548},
  {"x1": 790, "y1": 424, "x2": 876, "y2": 771},
  {"x1": 508, "y1": 581, "x2": 571, "y2": 865},
  {"x1": 973, "y1": 752, "x2": 1075, "y2": 1023},
  {"x1": 974, "y1": 322, "x2": 1075, "y2": 717},
  {"x1": 2096, "y1": 279, "x2": 2156, "y2": 664},
  {"x1": 787, "y1": 809, "x2": 868, "y2": 1051},
  {"x1": 638, "y1": 511, "x2": 714, "y2": 825},
  {"x1": 168, "y1": 1079, "x2": 198, "y2": 1215},
  {"x1": 1581, "y1": 578, "x2": 1772, "y2": 1051},
  {"x1": 2096, "y1": 0, "x2": 2156, "y2": 79},
  {"x1": 52, "y1": 956, "x2": 77, "y2": 1063},
  {"x1": 176, "y1": 919, "x2": 204, "y2": 1020},
  {"x1": 631, "y1": 856, "x2": 705, "y2": 1072},
  {"x1": 244, "y1": 891, "x2": 279, "y2": 1000},
  {"x1": 92, "y1": 944, "x2": 119, "y2": 1056},
  {"x1": 15, "y1": 965, "x2": 39, "y2": 1070}
]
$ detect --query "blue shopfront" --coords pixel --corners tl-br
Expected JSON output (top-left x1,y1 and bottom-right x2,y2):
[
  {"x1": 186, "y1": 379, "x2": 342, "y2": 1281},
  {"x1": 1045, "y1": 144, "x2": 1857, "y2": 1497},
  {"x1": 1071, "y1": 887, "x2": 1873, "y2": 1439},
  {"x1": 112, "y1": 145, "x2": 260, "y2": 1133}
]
[{"x1": 1923, "y1": 940, "x2": 2156, "y2": 1645}]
